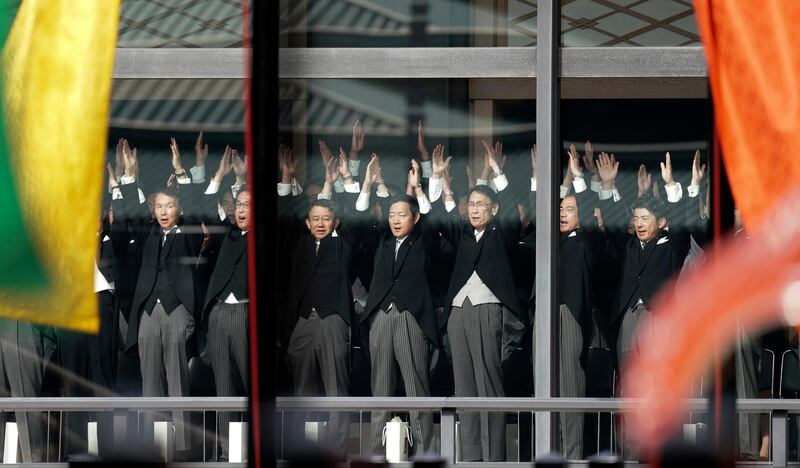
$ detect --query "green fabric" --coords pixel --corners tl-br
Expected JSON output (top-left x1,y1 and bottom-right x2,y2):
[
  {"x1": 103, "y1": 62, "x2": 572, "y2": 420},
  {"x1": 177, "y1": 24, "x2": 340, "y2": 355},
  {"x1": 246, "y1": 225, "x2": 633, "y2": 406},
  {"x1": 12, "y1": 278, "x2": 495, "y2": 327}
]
[{"x1": 0, "y1": 1, "x2": 48, "y2": 289}]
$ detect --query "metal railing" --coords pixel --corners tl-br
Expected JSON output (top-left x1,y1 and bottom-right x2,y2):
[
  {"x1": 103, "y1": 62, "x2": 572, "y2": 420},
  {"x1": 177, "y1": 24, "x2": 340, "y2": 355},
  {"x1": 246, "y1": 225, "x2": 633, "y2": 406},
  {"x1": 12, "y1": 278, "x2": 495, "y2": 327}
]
[
  {"x1": 275, "y1": 397, "x2": 799, "y2": 465},
  {"x1": 0, "y1": 397, "x2": 248, "y2": 465}
]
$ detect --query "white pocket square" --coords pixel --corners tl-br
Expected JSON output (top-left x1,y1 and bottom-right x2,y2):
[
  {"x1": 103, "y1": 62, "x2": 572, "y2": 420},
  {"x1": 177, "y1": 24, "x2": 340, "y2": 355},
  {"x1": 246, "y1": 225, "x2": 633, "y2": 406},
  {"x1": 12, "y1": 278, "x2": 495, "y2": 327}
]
[{"x1": 656, "y1": 237, "x2": 670, "y2": 245}]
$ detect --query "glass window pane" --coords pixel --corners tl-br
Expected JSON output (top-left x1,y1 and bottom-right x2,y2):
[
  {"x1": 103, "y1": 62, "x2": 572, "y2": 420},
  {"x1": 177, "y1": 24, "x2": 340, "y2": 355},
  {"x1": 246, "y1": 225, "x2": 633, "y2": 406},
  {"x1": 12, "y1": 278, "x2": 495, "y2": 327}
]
[
  {"x1": 558, "y1": 97, "x2": 712, "y2": 460},
  {"x1": 561, "y1": 0, "x2": 700, "y2": 47},
  {"x1": 276, "y1": 78, "x2": 537, "y2": 461},
  {"x1": 280, "y1": 0, "x2": 538, "y2": 47}
]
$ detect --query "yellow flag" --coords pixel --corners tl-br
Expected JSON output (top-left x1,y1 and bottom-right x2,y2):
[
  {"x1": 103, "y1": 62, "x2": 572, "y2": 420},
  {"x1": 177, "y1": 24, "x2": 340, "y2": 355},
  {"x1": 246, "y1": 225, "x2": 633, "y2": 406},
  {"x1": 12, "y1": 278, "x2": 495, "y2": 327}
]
[{"x1": 0, "y1": 0, "x2": 121, "y2": 332}]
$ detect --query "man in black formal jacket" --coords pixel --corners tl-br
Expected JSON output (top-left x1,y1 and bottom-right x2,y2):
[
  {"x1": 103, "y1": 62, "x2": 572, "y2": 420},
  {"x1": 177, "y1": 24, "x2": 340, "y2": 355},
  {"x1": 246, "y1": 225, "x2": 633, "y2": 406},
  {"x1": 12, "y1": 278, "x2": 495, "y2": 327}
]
[
  {"x1": 198, "y1": 147, "x2": 250, "y2": 460},
  {"x1": 528, "y1": 145, "x2": 603, "y2": 459},
  {"x1": 111, "y1": 138, "x2": 207, "y2": 455},
  {"x1": 282, "y1": 149, "x2": 359, "y2": 456},
  {"x1": 356, "y1": 157, "x2": 437, "y2": 454},
  {"x1": 597, "y1": 151, "x2": 700, "y2": 459},
  {"x1": 428, "y1": 143, "x2": 525, "y2": 462}
]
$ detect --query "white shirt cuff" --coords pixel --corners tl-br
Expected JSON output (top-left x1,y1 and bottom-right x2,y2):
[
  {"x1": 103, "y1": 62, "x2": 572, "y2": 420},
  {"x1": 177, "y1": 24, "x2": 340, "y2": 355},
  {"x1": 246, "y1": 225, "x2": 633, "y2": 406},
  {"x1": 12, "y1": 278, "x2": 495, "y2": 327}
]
[
  {"x1": 120, "y1": 175, "x2": 136, "y2": 185},
  {"x1": 290, "y1": 179, "x2": 302, "y2": 196},
  {"x1": 530, "y1": 178, "x2": 537, "y2": 192},
  {"x1": 112, "y1": 188, "x2": 123, "y2": 200},
  {"x1": 317, "y1": 192, "x2": 332, "y2": 201},
  {"x1": 420, "y1": 161, "x2": 433, "y2": 178},
  {"x1": 687, "y1": 184, "x2": 700, "y2": 198},
  {"x1": 277, "y1": 183, "x2": 292, "y2": 196},
  {"x1": 137, "y1": 188, "x2": 146, "y2": 204},
  {"x1": 177, "y1": 174, "x2": 192, "y2": 185},
  {"x1": 218, "y1": 204, "x2": 227, "y2": 222},
  {"x1": 355, "y1": 192, "x2": 370, "y2": 211},
  {"x1": 348, "y1": 160, "x2": 361, "y2": 178},
  {"x1": 590, "y1": 180, "x2": 602, "y2": 193},
  {"x1": 444, "y1": 200, "x2": 457, "y2": 212},
  {"x1": 417, "y1": 195, "x2": 432, "y2": 215},
  {"x1": 428, "y1": 177, "x2": 443, "y2": 203},
  {"x1": 489, "y1": 173, "x2": 508, "y2": 191},
  {"x1": 665, "y1": 182, "x2": 683, "y2": 203},
  {"x1": 476, "y1": 178, "x2": 488, "y2": 187},
  {"x1": 189, "y1": 165, "x2": 205, "y2": 183},
  {"x1": 599, "y1": 188, "x2": 621, "y2": 202},
  {"x1": 344, "y1": 181, "x2": 360, "y2": 193},
  {"x1": 560, "y1": 185, "x2": 570, "y2": 199},
  {"x1": 377, "y1": 188, "x2": 389, "y2": 198},
  {"x1": 205, "y1": 180, "x2": 221, "y2": 195},
  {"x1": 572, "y1": 177, "x2": 588, "y2": 194}
]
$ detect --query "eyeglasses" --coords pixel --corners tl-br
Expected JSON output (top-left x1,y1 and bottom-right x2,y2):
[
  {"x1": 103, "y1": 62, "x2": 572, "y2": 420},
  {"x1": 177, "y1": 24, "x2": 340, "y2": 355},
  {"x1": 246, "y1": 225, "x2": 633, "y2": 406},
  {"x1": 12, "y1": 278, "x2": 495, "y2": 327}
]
[
  {"x1": 468, "y1": 201, "x2": 492, "y2": 209},
  {"x1": 236, "y1": 202, "x2": 250, "y2": 209}
]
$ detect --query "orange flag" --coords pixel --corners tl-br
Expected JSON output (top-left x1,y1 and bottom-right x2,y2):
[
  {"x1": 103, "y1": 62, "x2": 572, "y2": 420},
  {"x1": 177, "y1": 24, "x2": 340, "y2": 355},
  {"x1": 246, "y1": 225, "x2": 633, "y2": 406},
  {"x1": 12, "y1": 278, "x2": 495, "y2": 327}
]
[{"x1": 695, "y1": 0, "x2": 800, "y2": 227}]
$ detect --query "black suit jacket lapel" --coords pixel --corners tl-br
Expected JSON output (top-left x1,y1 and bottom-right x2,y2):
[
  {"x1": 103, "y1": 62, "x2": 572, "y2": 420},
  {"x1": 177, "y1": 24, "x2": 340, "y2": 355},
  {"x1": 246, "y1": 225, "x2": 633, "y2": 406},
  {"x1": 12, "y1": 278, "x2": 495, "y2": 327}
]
[
  {"x1": 393, "y1": 231, "x2": 419, "y2": 277},
  {"x1": 637, "y1": 237, "x2": 660, "y2": 275}
]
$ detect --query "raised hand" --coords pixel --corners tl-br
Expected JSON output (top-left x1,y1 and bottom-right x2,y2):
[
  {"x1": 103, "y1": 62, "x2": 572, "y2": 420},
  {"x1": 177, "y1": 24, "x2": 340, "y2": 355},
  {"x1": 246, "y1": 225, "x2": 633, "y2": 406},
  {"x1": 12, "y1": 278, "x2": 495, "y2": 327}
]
[
  {"x1": 495, "y1": 141, "x2": 506, "y2": 170},
  {"x1": 107, "y1": 163, "x2": 118, "y2": 191},
  {"x1": 195, "y1": 131, "x2": 209, "y2": 167},
  {"x1": 583, "y1": 140, "x2": 598, "y2": 177},
  {"x1": 350, "y1": 120, "x2": 365, "y2": 159},
  {"x1": 408, "y1": 159, "x2": 421, "y2": 189},
  {"x1": 122, "y1": 139, "x2": 137, "y2": 178},
  {"x1": 362, "y1": 153, "x2": 382, "y2": 193},
  {"x1": 232, "y1": 149, "x2": 247, "y2": 184},
  {"x1": 481, "y1": 140, "x2": 502, "y2": 176},
  {"x1": 115, "y1": 139, "x2": 124, "y2": 179},
  {"x1": 169, "y1": 138, "x2": 184, "y2": 173},
  {"x1": 466, "y1": 164, "x2": 475, "y2": 190},
  {"x1": 567, "y1": 144, "x2": 583, "y2": 176},
  {"x1": 214, "y1": 145, "x2": 233, "y2": 182},
  {"x1": 691, "y1": 149, "x2": 706, "y2": 187},
  {"x1": 660, "y1": 152, "x2": 675, "y2": 186},
  {"x1": 337, "y1": 147, "x2": 352, "y2": 179},
  {"x1": 431, "y1": 144, "x2": 452, "y2": 176},
  {"x1": 531, "y1": 144, "x2": 537, "y2": 178},
  {"x1": 318, "y1": 140, "x2": 334, "y2": 168},
  {"x1": 324, "y1": 155, "x2": 339, "y2": 185},
  {"x1": 596, "y1": 151, "x2": 619, "y2": 190},
  {"x1": 637, "y1": 164, "x2": 652, "y2": 198},
  {"x1": 417, "y1": 120, "x2": 430, "y2": 161}
]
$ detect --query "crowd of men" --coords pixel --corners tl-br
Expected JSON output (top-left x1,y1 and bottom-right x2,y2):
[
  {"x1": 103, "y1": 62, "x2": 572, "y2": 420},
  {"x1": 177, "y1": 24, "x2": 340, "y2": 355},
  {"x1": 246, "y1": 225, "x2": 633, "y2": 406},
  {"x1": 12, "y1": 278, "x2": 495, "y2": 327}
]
[
  {"x1": 276, "y1": 121, "x2": 793, "y2": 462},
  {"x1": 0, "y1": 132, "x2": 250, "y2": 463}
]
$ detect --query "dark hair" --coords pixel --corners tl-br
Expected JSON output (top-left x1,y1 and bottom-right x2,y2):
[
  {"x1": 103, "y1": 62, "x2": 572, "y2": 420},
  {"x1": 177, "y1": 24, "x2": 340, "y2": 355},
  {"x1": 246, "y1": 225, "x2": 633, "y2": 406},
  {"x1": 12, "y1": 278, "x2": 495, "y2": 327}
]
[
  {"x1": 237, "y1": 185, "x2": 249, "y2": 197},
  {"x1": 388, "y1": 194, "x2": 419, "y2": 215},
  {"x1": 468, "y1": 184, "x2": 498, "y2": 204},
  {"x1": 632, "y1": 194, "x2": 666, "y2": 220},
  {"x1": 308, "y1": 199, "x2": 338, "y2": 219},
  {"x1": 152, "y1": 188, "x2": 181, "y2": 206}
]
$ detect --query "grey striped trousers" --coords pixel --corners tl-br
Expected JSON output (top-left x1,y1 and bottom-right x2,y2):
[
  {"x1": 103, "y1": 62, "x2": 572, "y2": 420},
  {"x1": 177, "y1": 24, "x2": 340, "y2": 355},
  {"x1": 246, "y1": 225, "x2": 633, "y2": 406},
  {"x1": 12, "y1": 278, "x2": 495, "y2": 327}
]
[
  {"x1": 0, "y1": 320, "x2": 47, "y2": 463},
  {"x1": 616, "y1": 302, "x2": 652, "y2": 461},
  {"x1": 287, "y1": 311, "x2": 350, "y2": 456},
  {"x1": 369, "y1": 304, "x2": 433, "y2": 454},
  {"x1": 208, "y1": 301, "x2": 249, "y2": 457},
  {"x1": 448, "y1": 299, "x2": 505, "y2": 462},
  {"x1": 558, "y1": 304, "x2": 585, "y2": 460},
  {"x1": 138, "y1": 302, "x2": 195, "y2": 452}
]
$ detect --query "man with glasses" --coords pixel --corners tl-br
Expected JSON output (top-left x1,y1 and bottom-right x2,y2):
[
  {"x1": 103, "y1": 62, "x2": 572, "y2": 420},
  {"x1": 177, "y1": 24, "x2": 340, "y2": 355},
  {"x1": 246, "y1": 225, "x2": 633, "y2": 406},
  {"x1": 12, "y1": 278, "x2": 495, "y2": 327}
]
[
  {"x1": 428, "y1": 142, "x2": 525, "y2": 462},
  {"x1": 198, "y1": 146, "x2": 250, "y2": 461}
]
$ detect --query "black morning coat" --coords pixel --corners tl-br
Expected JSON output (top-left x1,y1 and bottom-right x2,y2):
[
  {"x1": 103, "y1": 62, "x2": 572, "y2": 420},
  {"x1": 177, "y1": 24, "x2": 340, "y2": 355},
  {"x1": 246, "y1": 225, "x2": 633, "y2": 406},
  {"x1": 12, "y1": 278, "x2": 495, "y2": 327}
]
[
  {"x1": 358, "y1": 197, "x2": 441, "y2": 363},
  {"x1": 198, "y1": 189, "x2": 248, "y2": 322},
  {"x1": 527, "y1": 182, "x2": 601, "y2": 361},
  {"x1": 601, "y1": 185, "x2": 699, "y2": 326},
  {"x1": 279, "y1": 189, "x2": 358, "y2": 350},
  {"x1": 429, "y1": 185, "x2": 526, "y2": 363},
  {"x1": 112, "y1": 182, "x2": 205, "y2": 352}
]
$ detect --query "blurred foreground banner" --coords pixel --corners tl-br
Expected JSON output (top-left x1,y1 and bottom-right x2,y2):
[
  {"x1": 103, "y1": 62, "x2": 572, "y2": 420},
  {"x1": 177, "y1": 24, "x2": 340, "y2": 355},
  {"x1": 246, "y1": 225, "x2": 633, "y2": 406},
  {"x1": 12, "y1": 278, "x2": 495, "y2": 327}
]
[
  {"x1": 0, "y1": 0, "x2": 120, "y2": 331},
  {"x1": 695, "y1": 0, "x2": 800, "y2": 227},
  {"x1": 624, "y1": 0, "x2": 800, "y2": 456}
]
